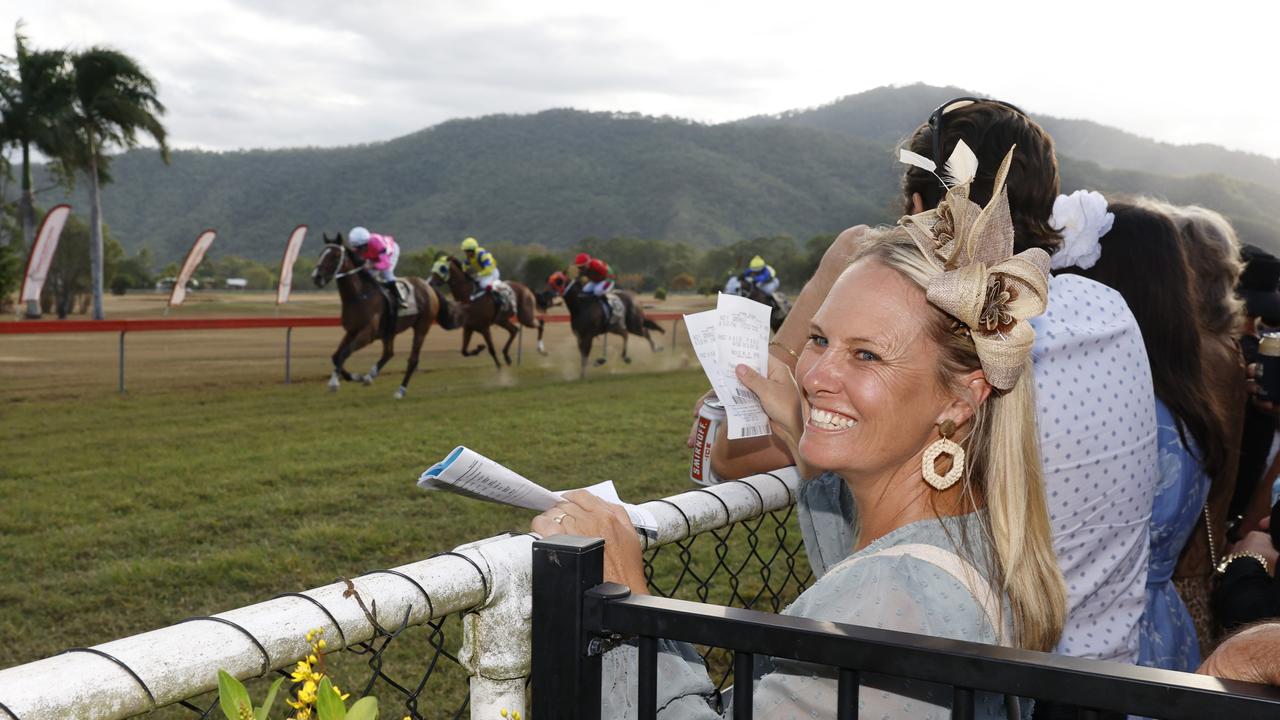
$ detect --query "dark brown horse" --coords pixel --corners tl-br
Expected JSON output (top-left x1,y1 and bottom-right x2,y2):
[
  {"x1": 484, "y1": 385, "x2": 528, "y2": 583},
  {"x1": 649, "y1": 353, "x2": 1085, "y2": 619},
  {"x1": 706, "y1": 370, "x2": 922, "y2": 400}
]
[
  {"x1": 550, "y1": 274, "x2": 664, "y2": 378},
  {"x1": 312, "y1": 233, "x2": 446, "y2": 398},
  {"x1": 439, "y1": 255, "x2": 545, "y2": 368}
]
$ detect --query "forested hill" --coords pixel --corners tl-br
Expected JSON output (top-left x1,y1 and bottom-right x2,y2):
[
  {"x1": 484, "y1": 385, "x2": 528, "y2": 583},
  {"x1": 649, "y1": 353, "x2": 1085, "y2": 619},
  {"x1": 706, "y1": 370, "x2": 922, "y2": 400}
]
[
  {"x1": 33, "y1": 85, "x2": 1280, "y2": 263},
  {"x1": 742, "y1": 83, "x2": 1280, "y2": 189}
]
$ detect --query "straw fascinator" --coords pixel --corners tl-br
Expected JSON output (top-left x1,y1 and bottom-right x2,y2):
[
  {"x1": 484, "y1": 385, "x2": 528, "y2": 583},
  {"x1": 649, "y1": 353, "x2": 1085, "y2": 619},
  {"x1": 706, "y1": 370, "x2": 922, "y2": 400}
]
[{"x1": 897, "y1": 141, "x2": 1051, "y2": 390}]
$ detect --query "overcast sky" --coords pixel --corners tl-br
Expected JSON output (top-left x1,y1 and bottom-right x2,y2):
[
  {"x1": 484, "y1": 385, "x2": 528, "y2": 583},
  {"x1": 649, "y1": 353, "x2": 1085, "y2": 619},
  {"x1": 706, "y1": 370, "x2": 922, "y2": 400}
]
[{"x1": 7, "y1": 0, "x2": 1279, "y2": 158}]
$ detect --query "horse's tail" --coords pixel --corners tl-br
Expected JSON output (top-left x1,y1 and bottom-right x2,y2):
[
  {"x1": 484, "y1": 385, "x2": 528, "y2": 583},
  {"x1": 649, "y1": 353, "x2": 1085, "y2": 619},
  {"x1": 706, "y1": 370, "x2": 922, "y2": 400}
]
[
  {"x1": 510, "y1": 282, "x2": 540, "y2": 328},
  {"x1": 643, "y1": 318, "x2": 665, "y2": 333}
]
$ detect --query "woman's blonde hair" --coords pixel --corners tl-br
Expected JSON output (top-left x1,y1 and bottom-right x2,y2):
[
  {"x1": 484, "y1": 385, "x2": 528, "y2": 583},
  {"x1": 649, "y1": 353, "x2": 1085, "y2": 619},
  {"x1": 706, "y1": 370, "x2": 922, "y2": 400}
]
[{"x1": 851, "y1": 227, "x2": 1067, "y2": 653}]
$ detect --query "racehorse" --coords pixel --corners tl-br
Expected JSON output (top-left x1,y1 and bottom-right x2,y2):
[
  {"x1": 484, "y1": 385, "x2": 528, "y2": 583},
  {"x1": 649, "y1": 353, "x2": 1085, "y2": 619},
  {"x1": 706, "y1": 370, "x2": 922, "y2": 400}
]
[
  {"x1": 312, "y1": 232, "x2": 448, "y2": 399},
  {"x1": 439, "y1": 256, "x2": 545, "y2": 369},
  {"x1": 549, "y1": 273, "x2": 664, "y2": 379},
  {"x1": 737, "y1": 277, "x2": 791, "y2": 332}
]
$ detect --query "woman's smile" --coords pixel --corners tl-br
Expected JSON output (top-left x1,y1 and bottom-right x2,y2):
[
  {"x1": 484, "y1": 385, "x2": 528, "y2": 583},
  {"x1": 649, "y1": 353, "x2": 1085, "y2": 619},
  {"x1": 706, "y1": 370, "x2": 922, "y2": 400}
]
[{"x1": 807, "y1": 406, "x2": 858, "y2": 432}]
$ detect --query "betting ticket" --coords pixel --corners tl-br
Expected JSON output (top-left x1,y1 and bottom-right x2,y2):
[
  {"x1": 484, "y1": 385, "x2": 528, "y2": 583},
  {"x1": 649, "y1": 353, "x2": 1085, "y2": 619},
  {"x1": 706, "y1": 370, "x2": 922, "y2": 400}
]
[
  {"x1": 418, "y1": 446, "x2": 659, "y2": 538},
  {"x1": 683, "y1": 293, "x2": 773, "y2": 439}
]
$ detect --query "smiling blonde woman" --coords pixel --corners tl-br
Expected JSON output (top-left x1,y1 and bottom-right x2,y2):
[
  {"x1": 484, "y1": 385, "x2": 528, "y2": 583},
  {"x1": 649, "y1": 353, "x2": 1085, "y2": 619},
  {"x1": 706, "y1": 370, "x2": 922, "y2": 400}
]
[{"x1": 535, "y1": 145, "x2": 1066, "y2": 719}]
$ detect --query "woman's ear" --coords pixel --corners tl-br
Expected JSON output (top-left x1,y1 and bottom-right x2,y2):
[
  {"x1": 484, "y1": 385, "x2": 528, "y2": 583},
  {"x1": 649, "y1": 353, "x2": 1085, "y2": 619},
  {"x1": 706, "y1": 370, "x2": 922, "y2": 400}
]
[
  {"x1": 940, "y1": 369, "x2": 992, "y2": 428},
  {"x1": 911, "y1": 192, "x2": 925, "y2": 214}
]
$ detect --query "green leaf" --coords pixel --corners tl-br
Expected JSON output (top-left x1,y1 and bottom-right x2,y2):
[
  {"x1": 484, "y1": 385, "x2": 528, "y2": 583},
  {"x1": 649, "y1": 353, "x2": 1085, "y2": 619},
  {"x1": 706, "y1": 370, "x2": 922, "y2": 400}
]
[
  {"x1": 314, "y1": 677, "x2": 346, "y2": 720},
  {"x1": 254, "y1": 676, "x2": 285, "y2": 720},
  {"x1": 217, "y1": 670, "x2": 252, "y2": 720},
  {"x1": 345, "y1": 697, "x2": 378, "y2": 720}
]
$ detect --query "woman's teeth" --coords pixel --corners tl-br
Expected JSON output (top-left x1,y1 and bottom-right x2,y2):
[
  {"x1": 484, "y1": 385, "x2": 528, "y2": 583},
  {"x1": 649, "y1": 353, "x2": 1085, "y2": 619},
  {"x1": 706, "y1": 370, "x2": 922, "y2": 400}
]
[{"x1": 809, "y1": 407, "x2": 857, "y2": 430}]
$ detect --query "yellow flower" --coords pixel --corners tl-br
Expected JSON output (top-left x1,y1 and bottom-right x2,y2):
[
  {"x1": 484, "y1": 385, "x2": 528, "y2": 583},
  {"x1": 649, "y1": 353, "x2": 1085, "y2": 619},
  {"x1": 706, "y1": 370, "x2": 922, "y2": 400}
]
[
  {"x1": 317, "y1": 638, "x2": 327, "y2": 650},
  {"x1": 291, "y1": 659, "x2": 312, "y2": 683},
  {"x1": 331, "y1": 684, "x2": 350, "y2": 701},
  {"x1": 237, "y1": 701, "x2": 254, "y2": 720},
  {"x1": 308, "y1": 654, "x2": 318, "y2": 665}
]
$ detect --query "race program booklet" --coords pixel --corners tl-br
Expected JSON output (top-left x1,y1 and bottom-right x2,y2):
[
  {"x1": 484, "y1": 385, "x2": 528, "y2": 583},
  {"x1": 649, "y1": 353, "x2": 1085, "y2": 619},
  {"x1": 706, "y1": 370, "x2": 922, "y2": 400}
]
[
  {"x1": 683, "y1": 293, "x2": 772, "y2": 440},
  {"x1": 418, "y1": 446, "x2": 659, "y2": 539}
]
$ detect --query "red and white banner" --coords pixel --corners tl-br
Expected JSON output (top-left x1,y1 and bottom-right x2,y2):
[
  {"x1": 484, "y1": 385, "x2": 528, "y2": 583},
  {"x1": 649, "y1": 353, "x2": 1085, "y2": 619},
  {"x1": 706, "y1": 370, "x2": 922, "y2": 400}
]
[
  {"x1": 168, "y1": 229, "x2": 217, "y2": 306},
  {"x1": 19, "y1": 204, "x2": 72, "y2": 303},
  {"x1": 276, "y1": 224, "x2": 308, "y2": 305}
]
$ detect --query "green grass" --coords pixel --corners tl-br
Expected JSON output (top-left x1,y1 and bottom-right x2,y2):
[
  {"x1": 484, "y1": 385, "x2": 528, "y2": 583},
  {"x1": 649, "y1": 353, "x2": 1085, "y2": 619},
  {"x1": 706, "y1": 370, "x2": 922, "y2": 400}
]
[
  {"x1": 0, "y1": 366, "x2": 714, "y2": 669},
  {"x1": 0, "y1": 362, "x2": 810, "y2": 717}
]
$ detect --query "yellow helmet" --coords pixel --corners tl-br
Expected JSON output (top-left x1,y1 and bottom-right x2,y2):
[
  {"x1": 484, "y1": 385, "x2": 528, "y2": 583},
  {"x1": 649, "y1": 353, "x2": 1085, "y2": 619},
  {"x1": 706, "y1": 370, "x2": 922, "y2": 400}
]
[
  {"x1": 749, "y1": 255, "x2": 765, "y2": 270},
  {"x1": 461, "y1": 237, "x2": 479, "y2": 252}
]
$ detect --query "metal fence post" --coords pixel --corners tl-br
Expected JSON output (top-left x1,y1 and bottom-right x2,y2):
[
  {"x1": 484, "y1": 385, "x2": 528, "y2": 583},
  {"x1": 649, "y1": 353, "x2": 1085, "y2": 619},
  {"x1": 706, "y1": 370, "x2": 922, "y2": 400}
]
[
  {"x1": 118, "y1": 331, "x2": 126, "y2": 395},
  {"x1": 284, "y1": 327, "x2": 293, "y2": 384},
  {"x1": 532, "y1": 535, "x2": 604, "y2": 720}
]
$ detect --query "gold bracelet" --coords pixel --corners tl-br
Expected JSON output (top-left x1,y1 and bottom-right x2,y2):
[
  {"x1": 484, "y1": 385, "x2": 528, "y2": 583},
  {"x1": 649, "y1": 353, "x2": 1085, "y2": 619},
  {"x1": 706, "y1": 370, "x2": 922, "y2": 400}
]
[
  {"x1": 1217, "y1": 551, "x2": 1271, "y2": 575},
  {"x1": 768, "y1": 340, "x2": 800, "y2": 362}
]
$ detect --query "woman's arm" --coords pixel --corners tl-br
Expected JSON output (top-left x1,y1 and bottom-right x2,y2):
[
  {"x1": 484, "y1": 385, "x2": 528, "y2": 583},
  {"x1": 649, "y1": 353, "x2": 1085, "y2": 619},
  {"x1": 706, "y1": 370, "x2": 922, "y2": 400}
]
[{"x1": 703, "y1": 226, "x2": 869, "y2": 480}]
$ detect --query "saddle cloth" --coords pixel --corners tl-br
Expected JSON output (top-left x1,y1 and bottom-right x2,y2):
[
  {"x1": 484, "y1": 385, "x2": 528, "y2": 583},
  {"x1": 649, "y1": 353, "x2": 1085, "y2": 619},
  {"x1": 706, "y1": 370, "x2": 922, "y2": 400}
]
[
  {"x1": 468, "y1": 280, "x2": 517, "y2": 315},
  {"x1": 493, "y1": 281, "x2": 516, "y2": 316},
  {"x1": 604, "y1": 292, "x2": 626, "y2": 331},
  {"x1": 393, "y1": 280, "x2": 419, "y2": 317}
]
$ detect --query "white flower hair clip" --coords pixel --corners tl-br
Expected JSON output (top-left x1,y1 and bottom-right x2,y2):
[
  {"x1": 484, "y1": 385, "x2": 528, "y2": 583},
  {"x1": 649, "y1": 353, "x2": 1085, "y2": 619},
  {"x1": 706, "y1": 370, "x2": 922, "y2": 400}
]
[{"x1": 1048, "y1": 190, "x2": 1114, "y2": 270}]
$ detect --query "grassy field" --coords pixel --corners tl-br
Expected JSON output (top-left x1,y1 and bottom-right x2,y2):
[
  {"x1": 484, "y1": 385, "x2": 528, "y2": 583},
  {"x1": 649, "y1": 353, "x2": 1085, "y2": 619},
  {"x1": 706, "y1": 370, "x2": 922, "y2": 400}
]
[{"x1": 0, "y1": 291, "x2": 808, "y2": 714}]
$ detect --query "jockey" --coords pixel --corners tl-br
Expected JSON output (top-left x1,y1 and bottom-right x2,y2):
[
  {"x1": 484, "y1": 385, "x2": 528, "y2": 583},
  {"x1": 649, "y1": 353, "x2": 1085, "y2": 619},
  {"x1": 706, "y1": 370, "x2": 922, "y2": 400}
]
[
  {"x1": 742, "y1": 255, "x2": 779, "y2": 295},
  {"x1": 350, "y1": 225, "x2": 402, "y2": 337},
  {"x1": 461, "y1": 237, "x2": 501, "y2": 303},
  {"x1": 574, "y1": 252, "x2": 592, "y2": 279},
  {"x1": 582, "y1": 257, "x2": 614, "y2": 296}
]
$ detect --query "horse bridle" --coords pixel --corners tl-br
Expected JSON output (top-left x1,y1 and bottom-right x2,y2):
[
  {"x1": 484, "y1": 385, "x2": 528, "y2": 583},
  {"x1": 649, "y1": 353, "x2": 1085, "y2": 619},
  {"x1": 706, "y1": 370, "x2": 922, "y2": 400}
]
[{"x1": 315, "y1": 244, "x2": 362, "y2": 283}]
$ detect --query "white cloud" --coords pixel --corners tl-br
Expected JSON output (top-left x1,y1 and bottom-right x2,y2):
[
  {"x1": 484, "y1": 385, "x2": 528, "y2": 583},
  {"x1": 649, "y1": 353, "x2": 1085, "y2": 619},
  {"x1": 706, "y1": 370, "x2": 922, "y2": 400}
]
[{"x1": 5, "y1": 0, "x2": 1279, "y2": 157}]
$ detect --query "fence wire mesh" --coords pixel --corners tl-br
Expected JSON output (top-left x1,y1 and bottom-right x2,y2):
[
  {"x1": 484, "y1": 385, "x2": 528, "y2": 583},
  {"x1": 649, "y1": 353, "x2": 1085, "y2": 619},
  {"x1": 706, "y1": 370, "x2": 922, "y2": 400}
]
[{"x1": 123, "y1": 506, "x2": 810, "y2": 719}]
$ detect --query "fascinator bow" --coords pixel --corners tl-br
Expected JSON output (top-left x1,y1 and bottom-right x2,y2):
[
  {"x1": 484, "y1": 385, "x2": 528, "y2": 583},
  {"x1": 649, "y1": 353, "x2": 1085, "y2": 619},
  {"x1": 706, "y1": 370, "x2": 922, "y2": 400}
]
[{"x1": 897, "y1": 142, "x2": 1050, "y2": 391}]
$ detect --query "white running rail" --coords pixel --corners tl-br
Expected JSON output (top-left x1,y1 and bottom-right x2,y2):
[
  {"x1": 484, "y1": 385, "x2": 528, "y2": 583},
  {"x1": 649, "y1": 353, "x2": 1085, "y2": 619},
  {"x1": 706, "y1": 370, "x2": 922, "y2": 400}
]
[{"x1": 0, "y1": 468, "x2": 801, "y2": 720}]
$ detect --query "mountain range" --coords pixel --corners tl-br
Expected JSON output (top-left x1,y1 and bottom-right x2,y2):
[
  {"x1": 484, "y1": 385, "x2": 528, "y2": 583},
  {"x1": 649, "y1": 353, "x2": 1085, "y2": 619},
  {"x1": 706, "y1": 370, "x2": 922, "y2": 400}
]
[{"x1": 26, "y1": 83, "x2": 1280, "y2": 263}]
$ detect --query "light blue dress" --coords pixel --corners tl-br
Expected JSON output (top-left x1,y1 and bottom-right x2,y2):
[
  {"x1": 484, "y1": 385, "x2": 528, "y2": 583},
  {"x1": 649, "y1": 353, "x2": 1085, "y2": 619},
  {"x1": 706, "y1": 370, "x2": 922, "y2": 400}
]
[
  {"x1": 1137, "y1": 400, "x2": 1210, "y2": 671},
  {"x1": 602, "y1": 474, "x2": 1020, "y2": 719}
]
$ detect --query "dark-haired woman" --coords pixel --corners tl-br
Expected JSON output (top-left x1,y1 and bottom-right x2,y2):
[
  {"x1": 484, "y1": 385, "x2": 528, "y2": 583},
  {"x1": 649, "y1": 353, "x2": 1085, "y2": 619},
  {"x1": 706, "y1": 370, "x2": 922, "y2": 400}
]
[{"x1": 1057, "y1": 200, "x2": 1228, "y2": 671}]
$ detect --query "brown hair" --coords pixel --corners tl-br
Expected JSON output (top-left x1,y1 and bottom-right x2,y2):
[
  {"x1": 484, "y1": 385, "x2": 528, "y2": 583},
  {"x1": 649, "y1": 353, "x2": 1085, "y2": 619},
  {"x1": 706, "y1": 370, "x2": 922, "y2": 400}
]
[
  {"x1": 902, "y1": 102, "x2": 1063, "y2": 255},
  {"x1": 1057, "y1": 202, "x2": 1228, "y2": 483}
]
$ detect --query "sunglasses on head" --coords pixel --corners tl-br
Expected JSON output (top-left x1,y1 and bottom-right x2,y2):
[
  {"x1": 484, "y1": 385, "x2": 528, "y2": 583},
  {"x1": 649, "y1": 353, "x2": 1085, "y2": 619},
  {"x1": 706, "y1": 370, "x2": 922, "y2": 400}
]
[{"x1": 928, "y1": 97, "x2": 1027, "y2": 166}]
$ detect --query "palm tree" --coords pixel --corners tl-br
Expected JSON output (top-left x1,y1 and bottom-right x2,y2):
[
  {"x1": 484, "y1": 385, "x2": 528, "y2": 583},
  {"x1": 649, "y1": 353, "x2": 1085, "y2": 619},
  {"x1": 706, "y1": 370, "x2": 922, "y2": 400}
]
[
  {"x1": 0, "y1": 24, "x2": 74, "y2": 316},
  {"x1": 65, "y1": 46, "x2": 168, "y2": 320}
]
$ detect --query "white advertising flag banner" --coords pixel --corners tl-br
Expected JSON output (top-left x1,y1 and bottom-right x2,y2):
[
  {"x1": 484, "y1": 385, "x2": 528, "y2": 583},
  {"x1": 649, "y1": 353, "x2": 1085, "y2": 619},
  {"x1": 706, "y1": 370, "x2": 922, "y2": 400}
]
[
  {"x1": 276, "y1": 224, "x2": 308, "y2": 305},
  {"x1": 19, "y1": 204, "x2": 72, "y2": 303},
  {"x1": 169, "y1": 229, "x2": 217, "y2": 306}
]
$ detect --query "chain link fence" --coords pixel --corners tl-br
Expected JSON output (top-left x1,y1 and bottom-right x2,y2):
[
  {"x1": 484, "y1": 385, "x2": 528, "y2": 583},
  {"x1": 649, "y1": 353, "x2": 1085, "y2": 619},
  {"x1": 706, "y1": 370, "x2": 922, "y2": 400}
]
[{"x1": 0, "y1": 471, "x2": 810, "y2": 720}]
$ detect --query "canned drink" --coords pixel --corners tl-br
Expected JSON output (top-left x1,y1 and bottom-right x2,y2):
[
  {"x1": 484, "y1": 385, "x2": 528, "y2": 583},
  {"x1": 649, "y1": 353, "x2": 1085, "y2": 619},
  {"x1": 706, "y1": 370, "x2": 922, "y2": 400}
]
[{"x1": 690, "y1": 396, "x2": 727, "y2": 486}]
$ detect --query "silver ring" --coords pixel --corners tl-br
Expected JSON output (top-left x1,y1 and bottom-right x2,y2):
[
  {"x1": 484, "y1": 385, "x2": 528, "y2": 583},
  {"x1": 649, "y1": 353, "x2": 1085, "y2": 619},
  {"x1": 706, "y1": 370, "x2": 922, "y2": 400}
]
[{"x1": 553, "y1": 513, "x2": 567, "y2": 524}]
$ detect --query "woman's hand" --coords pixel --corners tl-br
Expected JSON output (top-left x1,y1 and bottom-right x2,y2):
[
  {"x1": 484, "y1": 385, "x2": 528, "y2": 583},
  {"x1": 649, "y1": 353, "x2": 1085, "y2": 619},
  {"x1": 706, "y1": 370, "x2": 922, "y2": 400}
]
[
  {"x1": 1231, "y1": 531, "x2": 1280, "y2": 576},
  {"x1": 736, "y1": 357, "x2": 806, "y2": 450},
  {"x1": 736, "y1": 358, "x2": 819, "y2": 479},
  {"x1": 532, "y1": 490, "x2": 649, "y2": 593}
]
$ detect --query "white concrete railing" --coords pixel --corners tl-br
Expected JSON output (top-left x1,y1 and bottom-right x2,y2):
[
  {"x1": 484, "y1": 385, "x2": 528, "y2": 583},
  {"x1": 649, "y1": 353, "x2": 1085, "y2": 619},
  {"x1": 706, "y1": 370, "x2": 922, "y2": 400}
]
[{"x1": 0, "y1": 468, "x2": 801, "y2": 720}]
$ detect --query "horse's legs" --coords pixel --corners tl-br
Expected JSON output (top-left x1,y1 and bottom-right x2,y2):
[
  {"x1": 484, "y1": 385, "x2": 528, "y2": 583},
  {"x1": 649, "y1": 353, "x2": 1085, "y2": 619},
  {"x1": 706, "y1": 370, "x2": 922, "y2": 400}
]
[
  {"x1": 619, "y1": 328, "x2": 632, "y2": 364},
  {"x1": 396, "y1": 325, "x2": 429, "y2": 399},
  {"x1": 498, "y1": 317, "x2": 519, "y2": 365},
  {"x1": 536, "y1": 319, "x2": 547, "y2": 355},
  {"x1": 577, "y1": 335, "x2": 593, "y2": 379},
  {"x1": 329, "y1": 330, "x2": 359, "y2": 390},
  {"x1": 361, "y1": 335, "x2": 395, "y2": 386},
  {"x1": 479, "y1": 326, "x2": 502, "y2": 369}
]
